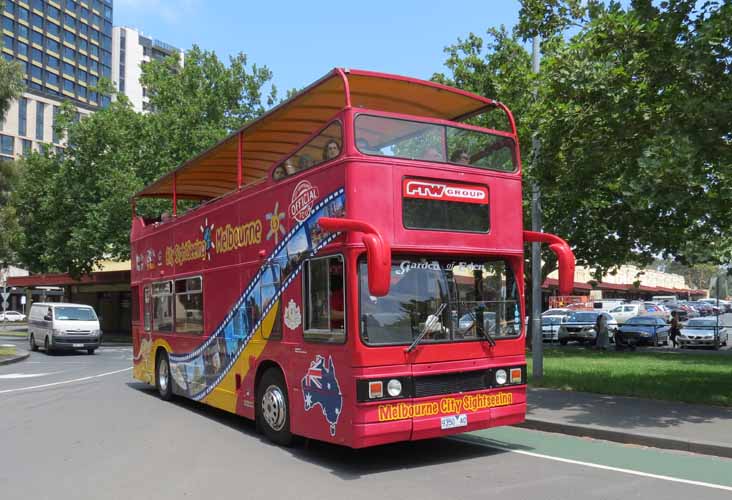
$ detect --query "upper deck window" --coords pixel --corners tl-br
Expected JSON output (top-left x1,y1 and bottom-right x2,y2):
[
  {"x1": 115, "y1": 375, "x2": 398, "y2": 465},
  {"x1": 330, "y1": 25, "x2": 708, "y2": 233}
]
[
  {"x1": 355, "y1": 115, "x2": 516, "y2": 173},
  {"x1": 273, "y1": 122, "x2": 343, "y2": 180}
]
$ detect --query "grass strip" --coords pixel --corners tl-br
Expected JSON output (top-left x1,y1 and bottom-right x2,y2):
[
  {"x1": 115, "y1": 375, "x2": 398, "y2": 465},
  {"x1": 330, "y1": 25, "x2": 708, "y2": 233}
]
[{"x1": 528, "y1": 348, "x2": 732, "y2": 407}]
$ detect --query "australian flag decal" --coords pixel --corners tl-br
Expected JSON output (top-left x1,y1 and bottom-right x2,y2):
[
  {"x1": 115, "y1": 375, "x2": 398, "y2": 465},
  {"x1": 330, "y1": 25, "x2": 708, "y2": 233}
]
[{"x1": 301, "y1": 355, "x2": 342, "y2": 436}]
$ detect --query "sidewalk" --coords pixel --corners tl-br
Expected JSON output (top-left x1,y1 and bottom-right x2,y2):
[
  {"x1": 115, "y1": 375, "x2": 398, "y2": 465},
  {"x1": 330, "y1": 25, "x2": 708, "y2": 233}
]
[
  {"x1": 0, "y1": 346, "x2": 30, "y2": 365},
  {"x1": 520, "y1": 387, "x2": 732, "y2": 458}
]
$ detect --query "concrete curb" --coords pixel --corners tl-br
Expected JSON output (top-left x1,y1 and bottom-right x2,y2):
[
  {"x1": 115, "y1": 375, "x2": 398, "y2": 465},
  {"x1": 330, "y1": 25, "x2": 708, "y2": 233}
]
[
  {"x1": 0, "y1": 350, "x2": 30, "y2": 366},
  {"x1": 517, "y1": 418, "x2": 732, "y2": 459}
]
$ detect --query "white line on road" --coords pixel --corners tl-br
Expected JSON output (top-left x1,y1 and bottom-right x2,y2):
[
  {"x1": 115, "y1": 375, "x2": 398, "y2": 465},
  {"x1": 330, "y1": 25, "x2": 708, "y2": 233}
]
[
  {"x1": 0, "y1": 372, "x2": 60, "y2": 379},
  {"x1": 0, "y1": 367, "x2": 131, "y2": 394},
  {"x1": 454, "y1": 437, "x2": 732, "y2": 492}
]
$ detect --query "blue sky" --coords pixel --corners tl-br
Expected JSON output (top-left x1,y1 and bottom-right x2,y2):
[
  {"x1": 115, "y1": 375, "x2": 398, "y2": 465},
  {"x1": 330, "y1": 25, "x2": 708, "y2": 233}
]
[{"x1": 114, "y1": 0, "x2": 522, "y2": 98}]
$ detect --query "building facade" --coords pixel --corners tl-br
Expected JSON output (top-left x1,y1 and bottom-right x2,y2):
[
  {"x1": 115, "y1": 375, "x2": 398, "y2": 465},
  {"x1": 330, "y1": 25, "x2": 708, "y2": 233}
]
[
  {"x1": 1, "y1": 0, "x2": 113, "y2": 160},
  {"x1": 112, "y1": 26, "x2": 182, "y2": 113}
]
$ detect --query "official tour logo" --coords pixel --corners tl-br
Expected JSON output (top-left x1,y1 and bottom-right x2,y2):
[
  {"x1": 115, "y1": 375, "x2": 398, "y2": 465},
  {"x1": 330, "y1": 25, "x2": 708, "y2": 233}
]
[
  {"x1": 289, "y1": 181, "x2": 320, "y2": 223},
  {"x1": 301, "y1": 355, "x2": 342, "y2": 436},
  {"x1": 284, "y1": 299, "x2": 302, "y2": 330}
]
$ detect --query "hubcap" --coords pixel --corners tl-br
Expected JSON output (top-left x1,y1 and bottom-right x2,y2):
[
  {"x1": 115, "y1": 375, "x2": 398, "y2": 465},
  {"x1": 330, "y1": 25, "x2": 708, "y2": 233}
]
[
  {"x1": 158, "y1": 359, "x2": 169, "y2": 393},
  {"x1": 261, "y1": 384, "x2": 286, "y2": 431}
]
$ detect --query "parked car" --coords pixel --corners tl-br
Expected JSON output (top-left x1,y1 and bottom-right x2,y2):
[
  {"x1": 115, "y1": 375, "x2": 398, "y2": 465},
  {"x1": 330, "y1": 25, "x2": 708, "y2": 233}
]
[
  {"x1": 0, "y1": 310, "x2": 26, "y2": 322},
  {"x1": 542, "y1": 308, "x2": 572, "y2": 318},
  {"x1": 558, "y1": 311, "x2": 617, "y2": 345},
  {"x1": 664, "y1": 304, "x2": 688, "y2": 322},
  {"x1": 608, "y1": 303, "x2": 649, "y2": 324},
  {"x1": 687, "y1": 301, "x2": 714, "y2": 316},
  {"x1": 616, "y1": 316, "x2": 670, "y2": 347},
  {"x1": 28, "y1": 302, "x2": 102, "y2": 355},
  {"x1": 541, "y1": 315, "x2": 565, "y2": 342},
  {"x1": 678, "y1": 318, "x2": 729, "y2": 349}
]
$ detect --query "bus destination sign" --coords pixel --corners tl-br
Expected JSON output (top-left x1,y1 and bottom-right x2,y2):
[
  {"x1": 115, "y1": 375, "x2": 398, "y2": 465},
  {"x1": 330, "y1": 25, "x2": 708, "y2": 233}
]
[{"x1": 403, "y1": 178, "x2": 489, "y2": 205}]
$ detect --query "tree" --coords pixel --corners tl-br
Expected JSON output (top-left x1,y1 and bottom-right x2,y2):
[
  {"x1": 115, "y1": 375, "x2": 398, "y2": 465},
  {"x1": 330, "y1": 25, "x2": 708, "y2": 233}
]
[
  {"x1": 10, "y1": 49, "x2": 276, "y2": 277},
  {"x1": 436, "y1": 0, "x2": 732, "y2": 278}
]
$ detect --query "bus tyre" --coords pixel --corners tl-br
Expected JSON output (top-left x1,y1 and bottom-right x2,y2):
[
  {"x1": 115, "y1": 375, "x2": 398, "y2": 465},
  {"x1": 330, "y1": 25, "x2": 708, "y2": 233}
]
[
  {"x1": 29, "y1": 333, "x2": 38, "y2": 352},
  {"x1": 257, "y1": 369, "x2": 293, "y2": 446},
  {"x1": 156, "y1": 351, "x2": 173, "y2": 401}
]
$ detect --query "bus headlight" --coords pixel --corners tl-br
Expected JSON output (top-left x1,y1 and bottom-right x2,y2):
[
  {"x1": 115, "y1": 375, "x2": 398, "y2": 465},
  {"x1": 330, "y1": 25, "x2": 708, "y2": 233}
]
[
  {"x1": 387, "y1": 379, "x2": 402, "y2": 397},
  {"x1": 495, "y1": 369, "x2": 508, "y2": 385}
]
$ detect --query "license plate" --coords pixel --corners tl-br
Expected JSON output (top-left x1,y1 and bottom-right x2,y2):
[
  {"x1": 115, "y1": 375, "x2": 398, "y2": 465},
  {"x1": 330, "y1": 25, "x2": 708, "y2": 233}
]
[
  {"x1": 441, "y1": 414, "x2": 468, "y2": 430},
  {"x1": 73, "y1": 343, "x2": 84, "y2": 348}
]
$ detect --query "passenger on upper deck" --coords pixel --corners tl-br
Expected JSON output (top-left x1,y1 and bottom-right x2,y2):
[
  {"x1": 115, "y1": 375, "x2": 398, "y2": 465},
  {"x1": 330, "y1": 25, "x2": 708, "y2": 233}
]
[
  {"x1": 356, "y1": 138, "x2": 381, "y2": 155},
  {"x1": 323, "y1": 140, "x2": 341, "y2": 160},
  {"x1": 450, "y1": 149, "x2": 471, "y2": 164}
]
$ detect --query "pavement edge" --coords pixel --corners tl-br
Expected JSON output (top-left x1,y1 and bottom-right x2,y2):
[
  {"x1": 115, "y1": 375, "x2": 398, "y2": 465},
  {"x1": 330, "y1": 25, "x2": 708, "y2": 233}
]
[
  {"x1": 0, "y1": 349, "x2": 30, "y2": 366},
  {"x1": 517, "y1": 418, "x2": 732, "y2": 459}
]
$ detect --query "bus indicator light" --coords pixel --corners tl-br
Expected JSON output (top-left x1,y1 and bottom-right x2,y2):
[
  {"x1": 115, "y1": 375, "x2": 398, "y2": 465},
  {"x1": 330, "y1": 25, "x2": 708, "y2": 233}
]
[
  {"x1": 369, "y1": 381, "x2": 384, "y2": 399},
  {"x1": 510, "y1": 368, "x2": 522, "y2": 384}
]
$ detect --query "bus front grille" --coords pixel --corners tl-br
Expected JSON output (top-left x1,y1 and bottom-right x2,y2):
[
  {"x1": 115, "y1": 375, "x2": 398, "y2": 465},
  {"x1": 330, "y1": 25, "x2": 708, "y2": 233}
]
[{"x1": 413, "y1": 370, "x2": 492, "y2": 398}]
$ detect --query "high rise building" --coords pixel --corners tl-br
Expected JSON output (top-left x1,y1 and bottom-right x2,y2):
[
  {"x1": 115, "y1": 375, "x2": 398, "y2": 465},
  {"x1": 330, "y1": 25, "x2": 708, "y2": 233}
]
[
  {"x1": 112, "y1": 26, "x2": 183, "y2": 113},
  {"x1": 0, "y1": 0, "x2": 113, "y2": 160}
]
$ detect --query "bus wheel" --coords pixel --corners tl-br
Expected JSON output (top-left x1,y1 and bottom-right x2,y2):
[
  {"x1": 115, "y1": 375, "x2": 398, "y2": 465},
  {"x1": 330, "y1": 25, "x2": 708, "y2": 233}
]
[
  {"x1": 156, "y1": 351, "x2": 173, "y2": 401},
  {"x1": 257, "y1": 369, "x2": 293, "y2": 446}
]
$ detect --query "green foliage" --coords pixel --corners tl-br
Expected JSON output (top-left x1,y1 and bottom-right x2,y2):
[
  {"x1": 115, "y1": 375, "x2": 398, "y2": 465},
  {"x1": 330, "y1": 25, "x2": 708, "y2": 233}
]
[
  {"x1": 437, "y1": 0, "x2": 732, "y2": 277},
  {"x1": 0, "y1": 59, "x2": 23, "y2": 122},
  {"x1": 9, "y1": 47, "x2": 275, "y2": 277}
]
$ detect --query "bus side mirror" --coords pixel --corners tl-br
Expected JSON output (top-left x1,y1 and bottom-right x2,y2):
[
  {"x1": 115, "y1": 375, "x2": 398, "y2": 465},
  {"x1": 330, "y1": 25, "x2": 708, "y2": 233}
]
[
  {"x1": 318, "y1": 217, "x2": 391, "y2": 296},
  {"x1": 523, "y1": 231, "x2": 576, "y2": 296}
]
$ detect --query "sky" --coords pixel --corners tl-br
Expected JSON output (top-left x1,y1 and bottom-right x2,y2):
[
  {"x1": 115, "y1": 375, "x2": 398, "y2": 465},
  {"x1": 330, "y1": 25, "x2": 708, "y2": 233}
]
[{"x1": 114, "y1": 0, "x2": 522, "y2": 98}]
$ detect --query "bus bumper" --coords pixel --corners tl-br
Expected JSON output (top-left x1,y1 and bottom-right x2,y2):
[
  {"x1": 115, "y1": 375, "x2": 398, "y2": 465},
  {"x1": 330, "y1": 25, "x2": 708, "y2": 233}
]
[{"x1": 351, "y1": 388, "x2": 526, "y2": 448}]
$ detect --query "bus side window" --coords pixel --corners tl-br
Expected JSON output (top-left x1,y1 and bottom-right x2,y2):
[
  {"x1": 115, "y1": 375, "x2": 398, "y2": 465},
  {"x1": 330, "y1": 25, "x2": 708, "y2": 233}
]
[
  {"x1": 261, "y1": 263, "x2": 282, "y2": 340},
  {"x1": 152, "y1": 281, "x2": 174, "y2": 333},
  {"x1": 175, "y1": 277, "x2": 203, "y2": 335},
  {"x1": 143, "y1": 286, "x2": 152, "y2": 331},
  {"x1": 303, "y1": 255, "x2": 345, "y2": 344}
]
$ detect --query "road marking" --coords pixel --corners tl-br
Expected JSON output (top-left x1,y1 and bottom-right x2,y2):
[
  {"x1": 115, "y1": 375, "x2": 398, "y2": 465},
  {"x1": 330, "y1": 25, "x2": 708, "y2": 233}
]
[
  {"x1": 0, "y1": 372, "x2": 60, "y2": 379},
  {"x1": 453, "y1": 437, "x2": 732, "y2": 492},
  {"x1": 0, "y1": 367, "x2": 131, "y2": 394}
]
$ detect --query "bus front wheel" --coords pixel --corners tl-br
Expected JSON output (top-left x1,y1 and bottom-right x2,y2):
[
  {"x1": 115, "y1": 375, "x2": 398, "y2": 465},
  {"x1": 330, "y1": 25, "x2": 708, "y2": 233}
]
[
  {"x1": 156, "y1": 351, "x2": 173, "y2": 401},
  {"x1": 257, "y1": 369, "x2": 293, "y2": 446}
]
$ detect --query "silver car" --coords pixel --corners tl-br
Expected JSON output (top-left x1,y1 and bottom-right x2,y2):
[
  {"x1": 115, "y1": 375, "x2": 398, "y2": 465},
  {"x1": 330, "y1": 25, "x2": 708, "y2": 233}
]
[{"x1": 679, "y1": 318, "x2": 729, "y2": 349}]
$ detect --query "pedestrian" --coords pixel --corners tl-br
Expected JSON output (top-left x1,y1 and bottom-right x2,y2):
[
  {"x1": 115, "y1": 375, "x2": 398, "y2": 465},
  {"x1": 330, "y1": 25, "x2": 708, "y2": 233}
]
[
  {"x1": 595, "y1": 313, "x2": 609, "y2": 350},
  {"x1": 669, "y1": 311, "x2": 680, "y2": 348}
]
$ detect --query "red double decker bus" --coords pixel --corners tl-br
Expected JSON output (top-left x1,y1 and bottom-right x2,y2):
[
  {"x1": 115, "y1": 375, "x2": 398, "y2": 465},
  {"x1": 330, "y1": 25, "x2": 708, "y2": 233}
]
[{"x1": 130, "y1": 68, "x2": 574, "y2": 448}]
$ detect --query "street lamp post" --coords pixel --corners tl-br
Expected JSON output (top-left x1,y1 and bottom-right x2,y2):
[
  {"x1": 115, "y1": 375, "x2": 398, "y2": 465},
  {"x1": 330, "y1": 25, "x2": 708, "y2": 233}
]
[{"x1": 530, "y1": 35, "x2": 543, "y2": 381}]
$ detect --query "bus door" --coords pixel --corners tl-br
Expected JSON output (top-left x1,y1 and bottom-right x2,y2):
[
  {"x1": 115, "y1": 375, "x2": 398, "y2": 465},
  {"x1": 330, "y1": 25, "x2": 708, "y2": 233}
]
[{"x1": 289, "y1": 254, "x2": 350, "y2": 443}]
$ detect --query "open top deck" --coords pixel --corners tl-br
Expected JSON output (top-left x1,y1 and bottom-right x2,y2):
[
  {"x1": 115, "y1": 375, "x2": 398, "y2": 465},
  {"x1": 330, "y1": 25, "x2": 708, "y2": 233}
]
[{"x1": 133, "y1": 68, "x2": 515, "y2": 201}]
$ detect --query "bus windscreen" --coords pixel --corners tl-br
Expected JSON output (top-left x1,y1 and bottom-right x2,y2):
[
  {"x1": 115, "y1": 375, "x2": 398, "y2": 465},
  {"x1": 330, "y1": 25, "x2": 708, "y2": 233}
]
[
  {"x1": 354, "y1": 114, "x2": 516, "y2": 172},
  {"x1": 359, "y1": 257, "x2": 520, "y2": 346}
]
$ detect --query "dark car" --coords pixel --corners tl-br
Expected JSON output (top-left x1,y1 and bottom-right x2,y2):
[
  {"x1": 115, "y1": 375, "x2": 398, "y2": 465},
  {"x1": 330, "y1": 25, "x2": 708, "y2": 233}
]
[
  {"x1": 664, "y1": 304, "x2": 688, "y2": 322},
  {"x1": 557, "y1": 311, "x2": 617, "y2": 345},
  {"x1": 617, "y1": 316, "x2": 670, "y2": 347}
]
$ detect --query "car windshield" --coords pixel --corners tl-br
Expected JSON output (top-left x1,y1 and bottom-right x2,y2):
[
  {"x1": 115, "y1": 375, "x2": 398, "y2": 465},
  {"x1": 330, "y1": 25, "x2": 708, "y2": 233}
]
[
  {"x1": 687, "y1": 319, "x2": 718, "y2": 328},
  {"x1": 567, "y1": 312, "x2": 599, "y2": 323},
  {"x1": 626, "y1": 317, "x2": 656, "y2": 326},
  {"x1": 354, "y1": 115, "x2": 516, "y2": 173},
  {"x1": 54, "y1": 307, "x2": 97, "y2": 321},
  {"x1": 542, "y1": 316, "x2": 562, "y2": 326},
  {"x1": 359, "y1": 257, "x2": 520, "y2": 346}
]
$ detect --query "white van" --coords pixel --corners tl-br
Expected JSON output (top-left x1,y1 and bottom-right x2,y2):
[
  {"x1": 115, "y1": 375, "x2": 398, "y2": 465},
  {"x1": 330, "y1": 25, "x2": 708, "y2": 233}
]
[{"x1": 28, "y1": 302, "x2": 102, "y2": 355}]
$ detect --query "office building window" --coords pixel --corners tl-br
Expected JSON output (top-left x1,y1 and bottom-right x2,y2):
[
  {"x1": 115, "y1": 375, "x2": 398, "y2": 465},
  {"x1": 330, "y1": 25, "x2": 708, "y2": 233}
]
[
  {"x1": 2, "y1": 34, "x2": 12, "y2": 50},
  {"x1": 1, "y1": 134, "x2": 15, "y2": 156},
  {"x1": 80, "y1": 7, "x2": 89, "y2": 19},
  {"x1": 78, "y1": 54, "x2": 87, "y2": 67},
  {"x1": 47, "y1": 54, "x2": 59, "y2": 68},
  {"x1": 17, "y1": 6, "x2": 29, "y2": 21},
  {"x1": 48, "y1": 5, "x2": 60, "y2": 19},
  {"x1": 119, "y1": 78, "x2": 124, "y2": 92},
  {"x1": 22, "y1": 139, "x2": 32, "y2": 156},
  {"x1": 46, "y1": 71, "x2": 58, "y2": 86},
  {"x1": 64, "y1": 14, "x2": 75, "y2": 28},
  {"x1": 16, "y1": 24, "x2": 29, "y2": 39},
  {"x1": 5, "y1": 1, "x2": 15, "y2": 15},
  {"x1": 30, "y1": 30, "x2": 42, "y2": 45},
  {"x1": 103, "y1": 5, "x2": 112, "y2": 20},
  {"x1": 66, "y1": 0, "x2": 76, "y2": 11},
  {"x1": 64, "y1": 30, "x2": 74, "y2": 44},
  {"x1": 35, "y1": 101, "x2": 45, "y2": 141},
  {"x1": 30, "y1": 63, "x2": 41, "y2": 80},
  {"x1": 78, "y1": 38, "x2": 87, "y2": 52},
  {"x1": 88, "y1": 59, "x2": 97, "y2": 72},
  {"x1": 47, "y1": 21, "x2": 60, "y2": 37},
  {"x1": 63, "y1": 62, "x2": 74, "y2": 75},
  {"x1": 2, "y1": 16, "x2": 13, "y2": 32},
  {"x1": 63, "y1": 46, "x2": 74, "y2": 59},
  {"x1": 78, "y1": 85, "x2": 86, "y2": 98},
  {"x1": 47, "y1": 39, "x2": 61, "y2": 54},
  {"x1": 77, "y1": 68, "x2": 86, "y2": 81},
  {"x1": 18, "y1": 97, "x2": 27, "y2": 137},
  {"x1": 31, "y1": 47, "x2": 43, "y2": 63},
  {"x1": 89, "y1": 44, "x2": 98, "y2": 57},
  {"x1": 63, "y1": 78, "x2": 74, "y2": 93},
  {"x1": 31, "y1": 13, "x2": 43, "y2": 29},
  {"x1": 16, "y1": 40, "x2": 28, "y2": 56},
  {"x1": 31, "y1": 0, "x2": 44, "y2": 11}
]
